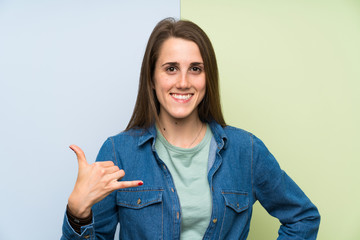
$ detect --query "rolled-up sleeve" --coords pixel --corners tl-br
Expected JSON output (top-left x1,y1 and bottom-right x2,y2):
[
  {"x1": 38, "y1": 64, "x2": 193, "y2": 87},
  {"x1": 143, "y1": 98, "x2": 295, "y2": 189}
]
[
  {"x1": 252, "y1": 135, "x2": 320, "y2": 240},
  {"x1": 61, "y1": 211, "x2": 95, "y2": 240}
]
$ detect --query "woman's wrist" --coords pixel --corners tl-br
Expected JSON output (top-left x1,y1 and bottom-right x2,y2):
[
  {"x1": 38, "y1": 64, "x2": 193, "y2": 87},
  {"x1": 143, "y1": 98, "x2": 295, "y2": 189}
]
[
  {"x1": 66, "y1": 204, "x2": 93, "y2": 222},
  {"x1": 68, "y1": 194, "x2": 92, "y2": 218}
]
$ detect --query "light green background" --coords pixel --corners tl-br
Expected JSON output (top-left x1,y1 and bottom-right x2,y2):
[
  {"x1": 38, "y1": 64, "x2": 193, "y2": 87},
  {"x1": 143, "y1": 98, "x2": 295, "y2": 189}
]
[{"x1": 182, "y1": 0, "x2": 360, "y2": 239}]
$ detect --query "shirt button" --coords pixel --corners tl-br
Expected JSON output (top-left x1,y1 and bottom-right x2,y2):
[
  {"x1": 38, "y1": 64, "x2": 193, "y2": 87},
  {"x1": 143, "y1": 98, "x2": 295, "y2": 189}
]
[
  {"x1": 84, "y1": 235, "x2": 90, "y2": 239},
  {"x1": 137, "y1": 198, "x2": 141, "y2": 204},
  {"x1": 171, "y1": 188, "x2": 174, "y2": 192},
  {"x1": 177, "y1": 212, "x2": 180, "y2": 219},
  {"x1": 212, "y1": 218, "x2": 218, "y2": 224},
  {"x1": 163, "y1": 165, "x2": 166, "y2": 170}
]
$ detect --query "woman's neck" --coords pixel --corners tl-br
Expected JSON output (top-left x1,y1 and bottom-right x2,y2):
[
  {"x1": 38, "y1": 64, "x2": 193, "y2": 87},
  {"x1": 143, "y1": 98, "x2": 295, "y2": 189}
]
[{"x1": 157, "y1": 114, "x2": 206, "y2": 148}]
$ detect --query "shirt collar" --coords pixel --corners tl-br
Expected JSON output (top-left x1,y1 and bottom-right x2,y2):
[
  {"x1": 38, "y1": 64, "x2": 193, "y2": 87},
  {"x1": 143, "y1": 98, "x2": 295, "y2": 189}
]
[
  {"x1": 137, "y1": 121, "x2": 228, "y2": 150},
  {"x1": 137, "y1": 125, "x2": 157, "y2": 147},
  {"x1": 208, "y1": 121, "x2": 228, "y2": 150}
]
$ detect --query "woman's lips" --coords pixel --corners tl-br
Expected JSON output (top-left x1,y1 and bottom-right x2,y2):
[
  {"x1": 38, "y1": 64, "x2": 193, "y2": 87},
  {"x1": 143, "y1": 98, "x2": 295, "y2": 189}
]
[{"x1": 170, "y1": 93, "x2": 193, "y2": 102}]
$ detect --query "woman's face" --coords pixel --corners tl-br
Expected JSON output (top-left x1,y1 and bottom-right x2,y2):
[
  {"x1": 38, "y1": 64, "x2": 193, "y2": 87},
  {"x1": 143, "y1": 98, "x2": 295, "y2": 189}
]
[{"x1": 153, "y1": 37, "x2": 206, "y2": 123}]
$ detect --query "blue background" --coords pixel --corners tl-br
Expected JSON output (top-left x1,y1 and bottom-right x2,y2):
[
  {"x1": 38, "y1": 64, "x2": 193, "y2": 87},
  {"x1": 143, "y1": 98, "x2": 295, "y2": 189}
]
[{"x1": 0, "y1": 1, "x2": 179, "y2": 239}]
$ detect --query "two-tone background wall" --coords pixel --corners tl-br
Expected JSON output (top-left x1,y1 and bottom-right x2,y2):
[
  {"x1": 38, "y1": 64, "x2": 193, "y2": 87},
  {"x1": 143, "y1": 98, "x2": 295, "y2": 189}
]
[{"x1": 0, "y1": 0, "x2": 359, "y2": 239}]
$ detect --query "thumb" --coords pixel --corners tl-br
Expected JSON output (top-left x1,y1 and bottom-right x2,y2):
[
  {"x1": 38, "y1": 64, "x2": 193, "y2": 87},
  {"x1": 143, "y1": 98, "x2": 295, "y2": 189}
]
[{"x1": 69, "y1": 144, "x2": 88, "y2": 167}]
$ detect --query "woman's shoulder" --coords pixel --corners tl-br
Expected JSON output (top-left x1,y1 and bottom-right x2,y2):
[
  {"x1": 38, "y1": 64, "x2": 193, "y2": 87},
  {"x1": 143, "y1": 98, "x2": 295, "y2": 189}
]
[
  {"x1": 223, "y1": 125, "x2": 253, "y2": 136},
  {"x1": 219, "y1": 124, "x2": 266, "y2": 149},
  {"x1": 213, "y1": 124, "x2": 253, "y2": 141},
  {"x1": 105, "y1": 127, "x2": 153, "y2": 146}
]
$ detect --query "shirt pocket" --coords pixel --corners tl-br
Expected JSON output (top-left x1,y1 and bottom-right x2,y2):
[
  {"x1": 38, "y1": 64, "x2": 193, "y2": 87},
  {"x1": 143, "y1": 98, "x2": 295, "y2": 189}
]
[
  {"x1": 116, "y1": 188, "x2": 164, "y2": 239},
  {"x1": 222, "y1": 190, "x2": 249, "y2": 213},
  {"x1": 117, "y1": 188, "x2": 163, "y2": 209},
  {"x1": 220, "y1": 190, "x2": 250, "y2": 239}
]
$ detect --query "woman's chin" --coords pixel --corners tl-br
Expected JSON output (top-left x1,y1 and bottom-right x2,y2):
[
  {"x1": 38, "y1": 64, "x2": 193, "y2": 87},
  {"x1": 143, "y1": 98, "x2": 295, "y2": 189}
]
[{"x1": 161, "y1": 110, "x2": 199, "y2": 123}]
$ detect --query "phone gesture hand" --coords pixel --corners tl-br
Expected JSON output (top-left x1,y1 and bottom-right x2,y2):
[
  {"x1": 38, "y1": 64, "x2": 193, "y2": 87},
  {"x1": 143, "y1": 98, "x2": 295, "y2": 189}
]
[{"x1": 67, "y1": 145, "x2": 143, "y2": 218}]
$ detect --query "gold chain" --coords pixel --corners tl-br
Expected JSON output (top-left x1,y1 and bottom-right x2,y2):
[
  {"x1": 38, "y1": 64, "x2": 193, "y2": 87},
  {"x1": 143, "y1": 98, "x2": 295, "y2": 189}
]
[{"x1": 160, "y1": 122, "x2": 204, "y2": 148}]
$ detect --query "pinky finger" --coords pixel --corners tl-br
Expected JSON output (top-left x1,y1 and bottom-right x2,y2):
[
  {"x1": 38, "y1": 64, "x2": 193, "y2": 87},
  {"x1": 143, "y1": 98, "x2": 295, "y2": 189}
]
[{"x1": 113, "y1": 180, "x2": 143, "y2": 190}]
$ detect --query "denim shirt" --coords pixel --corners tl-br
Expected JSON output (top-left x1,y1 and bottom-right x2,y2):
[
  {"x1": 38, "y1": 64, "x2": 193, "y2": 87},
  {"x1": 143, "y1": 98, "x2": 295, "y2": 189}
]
[{"x1": 61, "y1": 121, "x2": 320, "y2": 240}]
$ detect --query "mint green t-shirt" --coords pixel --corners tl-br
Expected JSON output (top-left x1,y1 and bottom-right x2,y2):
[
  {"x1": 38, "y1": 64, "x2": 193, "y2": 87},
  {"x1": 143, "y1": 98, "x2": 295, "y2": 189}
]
[{"x1": 155, "y1": 125, "x2": 213, "y2": 239}]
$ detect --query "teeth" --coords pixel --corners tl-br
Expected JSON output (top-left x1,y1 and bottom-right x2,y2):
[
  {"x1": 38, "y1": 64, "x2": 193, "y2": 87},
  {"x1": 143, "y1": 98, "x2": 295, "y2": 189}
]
[{"x1": 171, "y1": 94, "x2": 192, "y2": 100}]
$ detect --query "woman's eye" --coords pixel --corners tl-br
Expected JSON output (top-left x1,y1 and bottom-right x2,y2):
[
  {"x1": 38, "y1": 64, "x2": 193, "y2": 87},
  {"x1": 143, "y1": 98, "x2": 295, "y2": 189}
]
[
  {"x1": 190, "y1": 66, "x2": 202, "y2": 72},
  {"x1": 166, "y1": 66, "x2": 176, "y2": 72}
]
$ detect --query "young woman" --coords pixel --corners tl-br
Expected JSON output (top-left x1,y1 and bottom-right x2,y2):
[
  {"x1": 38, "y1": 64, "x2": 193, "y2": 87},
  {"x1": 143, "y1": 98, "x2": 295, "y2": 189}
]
[{"x1": 61, "y1": 18, "x2": 320, "y2": 240}]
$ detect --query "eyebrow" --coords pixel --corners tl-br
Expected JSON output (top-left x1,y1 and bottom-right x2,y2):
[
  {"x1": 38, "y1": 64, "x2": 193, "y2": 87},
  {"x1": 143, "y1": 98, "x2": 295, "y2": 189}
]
[
  {"x1": 161, "y1": 62, "x2": 178, "y2": 67},
  {"x1": 161, "y1": 62, "x2": 204, "y2": 67},
  {"x1": 189, "y1": 62, "x2": 204, "y2": 67}
]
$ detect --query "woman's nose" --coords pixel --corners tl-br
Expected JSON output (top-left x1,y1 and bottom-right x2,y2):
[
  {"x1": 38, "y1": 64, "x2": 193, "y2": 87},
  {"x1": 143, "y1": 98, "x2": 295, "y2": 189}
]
[{"x1": 176, "y1": 72, "x2": 190, "y2": 89}]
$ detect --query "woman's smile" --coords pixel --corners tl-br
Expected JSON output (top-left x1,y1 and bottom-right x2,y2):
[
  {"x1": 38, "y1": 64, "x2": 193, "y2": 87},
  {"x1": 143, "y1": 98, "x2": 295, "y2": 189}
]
[
  {"x1": 153, "y1": 37, "x2": 206, "y2": 123},
  {"x1": 170, "y1": 93, "x2": 193, "y2": 102}
]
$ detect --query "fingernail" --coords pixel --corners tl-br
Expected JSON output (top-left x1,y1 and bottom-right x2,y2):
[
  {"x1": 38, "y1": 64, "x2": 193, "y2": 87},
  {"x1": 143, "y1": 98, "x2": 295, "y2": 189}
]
[{"x1": 138, "y1": 182, "x2": 143, "y2": 186}]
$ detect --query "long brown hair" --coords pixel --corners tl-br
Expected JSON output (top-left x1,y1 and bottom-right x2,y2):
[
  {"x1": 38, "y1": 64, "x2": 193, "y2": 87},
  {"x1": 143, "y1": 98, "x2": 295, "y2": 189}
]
[{"x1": 126, "y1": 18, "x2": 226, "y2": 130}]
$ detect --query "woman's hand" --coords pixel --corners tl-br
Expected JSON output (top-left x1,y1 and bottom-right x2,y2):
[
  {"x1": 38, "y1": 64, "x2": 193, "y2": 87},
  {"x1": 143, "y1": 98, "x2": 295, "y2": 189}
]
[{"x1": 67, "y1": 145, "x2": 143, "y2": 218}]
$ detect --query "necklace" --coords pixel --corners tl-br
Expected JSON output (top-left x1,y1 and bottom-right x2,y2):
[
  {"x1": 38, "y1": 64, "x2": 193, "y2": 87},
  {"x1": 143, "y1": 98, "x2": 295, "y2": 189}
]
[{"x1": 160, "y1": 122, "x2": 204, "y2": 148}]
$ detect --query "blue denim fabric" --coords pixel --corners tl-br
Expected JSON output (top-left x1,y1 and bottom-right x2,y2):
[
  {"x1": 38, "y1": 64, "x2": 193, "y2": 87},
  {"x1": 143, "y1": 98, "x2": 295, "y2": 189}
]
[{"x1": 61, "y1": 121, "x2": 320, "y2": 240}]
